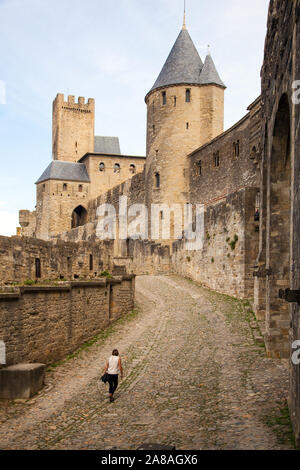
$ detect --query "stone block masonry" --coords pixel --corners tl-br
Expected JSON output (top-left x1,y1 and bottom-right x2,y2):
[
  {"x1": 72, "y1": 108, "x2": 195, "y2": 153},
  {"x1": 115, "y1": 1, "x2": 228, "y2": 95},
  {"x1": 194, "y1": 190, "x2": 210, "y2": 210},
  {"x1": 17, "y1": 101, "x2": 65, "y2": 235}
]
[
  {"x1": 0, "y1": 235, "x2": 114, "y2": 285},
  {"x1": 0, "y1": 364, "x2": 45, "y2": 399},
  {"x1": 0, "y1": 276, "x2": 135, "y2": 366}
]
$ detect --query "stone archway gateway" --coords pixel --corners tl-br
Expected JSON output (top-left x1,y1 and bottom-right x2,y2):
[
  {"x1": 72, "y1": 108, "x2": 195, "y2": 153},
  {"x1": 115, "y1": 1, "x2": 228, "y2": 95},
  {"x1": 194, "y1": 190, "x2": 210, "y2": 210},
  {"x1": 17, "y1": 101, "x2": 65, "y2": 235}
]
[
  {"x1": 265, "y1": 94, "x2": 291, "y2": 358},
  {"x1": 71, "y1": 205, "x2": 88, "y2": 229}
]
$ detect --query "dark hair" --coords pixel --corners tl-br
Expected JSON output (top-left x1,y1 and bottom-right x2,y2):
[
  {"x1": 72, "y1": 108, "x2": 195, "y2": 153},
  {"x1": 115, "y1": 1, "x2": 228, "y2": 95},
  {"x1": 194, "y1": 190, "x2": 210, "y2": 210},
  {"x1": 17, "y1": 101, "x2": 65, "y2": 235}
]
[{"x1": 112, "y1": 349, "x2": 119, "y2": 356}]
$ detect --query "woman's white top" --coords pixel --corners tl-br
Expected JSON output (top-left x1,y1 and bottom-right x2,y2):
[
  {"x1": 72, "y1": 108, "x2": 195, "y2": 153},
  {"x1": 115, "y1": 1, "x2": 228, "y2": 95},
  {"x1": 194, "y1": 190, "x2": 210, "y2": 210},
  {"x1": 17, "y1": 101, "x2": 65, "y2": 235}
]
[{"x1": 107, "y1": 355, "x2": 120, "y2": 375}]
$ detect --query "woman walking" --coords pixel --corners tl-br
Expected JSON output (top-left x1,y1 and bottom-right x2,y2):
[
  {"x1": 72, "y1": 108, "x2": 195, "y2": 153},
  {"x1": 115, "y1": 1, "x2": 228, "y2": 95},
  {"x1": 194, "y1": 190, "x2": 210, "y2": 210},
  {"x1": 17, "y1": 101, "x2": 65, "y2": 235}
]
[{"x1": 104, "y1": 349, "x2": 123, "y2": 402}]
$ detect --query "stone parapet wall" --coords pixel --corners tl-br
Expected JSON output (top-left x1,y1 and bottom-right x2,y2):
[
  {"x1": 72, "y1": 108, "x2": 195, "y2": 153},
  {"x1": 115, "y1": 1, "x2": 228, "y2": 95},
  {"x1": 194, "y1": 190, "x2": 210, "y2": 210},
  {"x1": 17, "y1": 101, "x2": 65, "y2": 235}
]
[
  {"x1": 0, "y1": 236, "x2": 114, "y2": 285},
  {"x1": 0, "y1": 276, "x2": 135, "y2": 366}
]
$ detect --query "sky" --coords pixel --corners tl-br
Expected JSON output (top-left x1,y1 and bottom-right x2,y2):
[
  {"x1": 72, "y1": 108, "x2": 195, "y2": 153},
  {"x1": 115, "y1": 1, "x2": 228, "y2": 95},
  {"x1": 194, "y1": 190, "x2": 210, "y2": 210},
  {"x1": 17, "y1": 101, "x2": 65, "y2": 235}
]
[{"x1": 0, "y1": 0, "x2": 270, "y2": 236}]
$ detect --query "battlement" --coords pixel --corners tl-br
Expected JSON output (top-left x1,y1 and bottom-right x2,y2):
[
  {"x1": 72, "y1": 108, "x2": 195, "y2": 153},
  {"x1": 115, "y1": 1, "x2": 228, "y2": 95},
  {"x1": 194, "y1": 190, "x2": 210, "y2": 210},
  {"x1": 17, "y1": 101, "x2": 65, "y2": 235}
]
[
  {"x1": 52, "y1": 92, "x2": 95, "y2": 162},
  {"x1": 54, "y1": 93, "x2": 95, "y2": 112}
]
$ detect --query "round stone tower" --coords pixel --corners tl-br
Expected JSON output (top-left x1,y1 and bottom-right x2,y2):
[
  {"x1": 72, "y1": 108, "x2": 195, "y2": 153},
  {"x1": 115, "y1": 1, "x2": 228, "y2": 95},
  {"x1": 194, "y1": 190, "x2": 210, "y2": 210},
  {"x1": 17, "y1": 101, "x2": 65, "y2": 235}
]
[{"x1": 145, "y1": 21, "x2": 226, "y2": 215}]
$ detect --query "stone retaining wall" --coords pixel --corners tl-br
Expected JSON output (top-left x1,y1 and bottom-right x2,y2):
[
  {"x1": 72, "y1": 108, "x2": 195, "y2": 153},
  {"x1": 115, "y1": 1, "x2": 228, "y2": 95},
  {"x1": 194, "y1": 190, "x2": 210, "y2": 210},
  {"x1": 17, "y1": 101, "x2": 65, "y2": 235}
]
[{"x1": 0, "y1": 276, "x2": 135, "y2": 366}]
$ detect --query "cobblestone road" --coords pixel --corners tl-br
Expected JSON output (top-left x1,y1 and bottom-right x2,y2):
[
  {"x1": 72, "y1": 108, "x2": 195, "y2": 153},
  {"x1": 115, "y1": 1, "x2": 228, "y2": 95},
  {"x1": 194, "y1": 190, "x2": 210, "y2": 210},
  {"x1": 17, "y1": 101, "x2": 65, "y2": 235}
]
[{"x1": 0, "y1": 275, "x2": 294, "y2": 450}]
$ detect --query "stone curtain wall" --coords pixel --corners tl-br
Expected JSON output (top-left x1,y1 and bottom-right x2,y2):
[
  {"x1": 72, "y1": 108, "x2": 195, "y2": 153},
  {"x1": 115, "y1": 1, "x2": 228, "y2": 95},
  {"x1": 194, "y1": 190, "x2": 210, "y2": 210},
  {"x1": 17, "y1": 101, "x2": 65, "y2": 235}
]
[
  {"x1": 0, "y1": 236, "x2": 114, "y2": 284},
  {"x1": 0, "y1": 277, "x2": 135, "y2": 366},
  {"x1": 170, "y1": 188, "x2": 259, "y2": 299},
  {"x1": 258, "y1": 0, "x2": 300, "y2": 445},
  {"x1": 189, "y1": 106, "x2": 260, "y2": 206}
]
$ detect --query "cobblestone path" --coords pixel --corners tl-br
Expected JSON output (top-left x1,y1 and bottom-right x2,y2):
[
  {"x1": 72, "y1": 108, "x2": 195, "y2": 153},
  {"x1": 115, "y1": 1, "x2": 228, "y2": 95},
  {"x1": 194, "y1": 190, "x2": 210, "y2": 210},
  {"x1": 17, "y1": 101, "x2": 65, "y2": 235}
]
[{"x1": 0, "y1": 275, "x2": 293, "y2": 450}]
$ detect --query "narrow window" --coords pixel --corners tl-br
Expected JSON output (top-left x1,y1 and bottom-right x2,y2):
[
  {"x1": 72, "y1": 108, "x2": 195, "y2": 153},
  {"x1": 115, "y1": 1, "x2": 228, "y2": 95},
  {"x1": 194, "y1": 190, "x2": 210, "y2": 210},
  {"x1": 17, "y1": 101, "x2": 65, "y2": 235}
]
[
  {"x1": 42, "y1": 184, "x2": 45, "y2": 192},
  {"x1": 130, "y1": 164, "x2": 136, "y2": 174},
  {"x1": 78, "y1": 185, "x2": 83, "y2": 192},
  {"x1": 162, "y1": 91, "x2": 166, "y2": 105},
  {"x1": 186, "y1": 89, "x2": 191, "y2": 103},
  {"x1": 99, "y1": 162, "x2": 105, "y2": 172},
  {"x1": 197, "y1": 161, "x2": 202, "y2": 176},
  {"x1": 160, "y1": 211, "x2": 164, "y2": 220},
  {"x1": 186, "y1": 122, "x2": 189, "y2": 130},
  {"x1": 63, "y1": 183, "x2": 67, "y2": 191},
  {"x1": 214, "y1": 151, "x2": 220, "y2": 167},
  {"x1": 153, "y1": 124, "x2": 155, "y2": 135},
  {"x1": 155, "y1": 172, "x2": 160, "y2": 189},
  {"x1": 174, "y1": 96, "x2": 177, "y2": 107},
  {"x1": 255, "y1": 192, "x2": 260, "y2": 221},
  {"x1": 35, "y1": 258, "x2": 41, "y2": 278},
  {"x1": 233, "y1": 140, "x2": 240, "y2": 159},
  {"x1": 114, "y1": 163, "x2": 120, "y2": 173},
  {"x1": 89, "y1": 254, "x2": 93, "y2": 271}
]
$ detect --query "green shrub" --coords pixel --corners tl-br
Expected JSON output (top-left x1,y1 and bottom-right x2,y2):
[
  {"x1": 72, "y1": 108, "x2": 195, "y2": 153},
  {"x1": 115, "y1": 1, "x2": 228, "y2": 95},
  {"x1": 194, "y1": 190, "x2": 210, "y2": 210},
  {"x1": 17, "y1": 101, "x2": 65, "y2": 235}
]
[
  {"x1": 24, "y1": 279, "x2": 36, "y2": 286},
  {"x1": 100, "y1": 270, "x2": 112, "y2": 278}
]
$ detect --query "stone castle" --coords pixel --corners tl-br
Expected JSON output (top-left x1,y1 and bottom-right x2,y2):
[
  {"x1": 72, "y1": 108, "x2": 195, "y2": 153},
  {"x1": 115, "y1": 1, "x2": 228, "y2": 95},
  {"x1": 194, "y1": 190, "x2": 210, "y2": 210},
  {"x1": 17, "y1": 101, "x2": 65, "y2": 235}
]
[{"x1": 0, "y1": 0, "x2": 300, "y2": 444}]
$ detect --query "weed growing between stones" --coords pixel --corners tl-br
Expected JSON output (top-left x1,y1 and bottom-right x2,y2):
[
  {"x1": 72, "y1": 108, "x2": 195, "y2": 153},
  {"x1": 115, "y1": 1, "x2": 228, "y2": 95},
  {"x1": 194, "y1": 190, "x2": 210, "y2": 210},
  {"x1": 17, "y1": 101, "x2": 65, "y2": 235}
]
[{"x1": 262, "y1": 401, "x2": 299, "y2": 449}]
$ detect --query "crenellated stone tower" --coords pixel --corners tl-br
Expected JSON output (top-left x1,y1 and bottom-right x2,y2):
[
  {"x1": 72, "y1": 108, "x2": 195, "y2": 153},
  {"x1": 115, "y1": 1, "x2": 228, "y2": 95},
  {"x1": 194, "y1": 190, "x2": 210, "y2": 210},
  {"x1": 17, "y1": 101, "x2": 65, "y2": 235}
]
[
  {"x1": 52, "y1": 94, "x2": 95, "y2": 162},
  {"x1": 145, "y1": 20, "x2": 226, "y2": 214}
]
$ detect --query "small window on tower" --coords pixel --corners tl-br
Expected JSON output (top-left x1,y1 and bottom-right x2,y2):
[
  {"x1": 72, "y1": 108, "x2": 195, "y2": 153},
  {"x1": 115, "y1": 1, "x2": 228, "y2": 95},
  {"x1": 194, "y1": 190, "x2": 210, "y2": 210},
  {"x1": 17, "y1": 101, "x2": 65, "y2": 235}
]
[
  {"x1": 130, "y1": 164, "x2": 136, "y2": 174},
  {"x1": 99, "y1": 162, "x2": 105, "y2": 172},
  {"x1": 197, "y1": 161, "x2": 202, "y2": 176},
  {"x1": 78, "y1": 185, "x2": 83, "y2": 192},
  {"x1": 186, "y1": 122, "x2": 189, "y2": 130},
  {"x1": 155, "y1": 172, "x2": 160, "y2": 189},
  {"x1": 63, "y1": 183, "x2": 68, "y2": 191},
  {"x1": 174, "y1": 96, "x2": 177, "y2": 107},
  {"x1": 186, "y1": 89, "x2": 191, "y2": 103},
  {"x1": 162, "y1": 91, "x2": 166, "y2": 105},
  {"x1": 153, "y1": 125, "x2": 155, "y2": 135},
  {"x1": 114, "y1": 163, "x2": 121, "y2": 173}
]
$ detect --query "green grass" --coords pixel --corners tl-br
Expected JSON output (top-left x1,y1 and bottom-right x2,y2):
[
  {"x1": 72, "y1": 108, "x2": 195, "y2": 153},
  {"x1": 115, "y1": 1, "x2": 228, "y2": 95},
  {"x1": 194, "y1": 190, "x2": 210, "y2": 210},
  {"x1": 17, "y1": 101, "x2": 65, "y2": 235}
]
[{"x1": 263, "y1": 402, "x2": 299, "y2": 449}]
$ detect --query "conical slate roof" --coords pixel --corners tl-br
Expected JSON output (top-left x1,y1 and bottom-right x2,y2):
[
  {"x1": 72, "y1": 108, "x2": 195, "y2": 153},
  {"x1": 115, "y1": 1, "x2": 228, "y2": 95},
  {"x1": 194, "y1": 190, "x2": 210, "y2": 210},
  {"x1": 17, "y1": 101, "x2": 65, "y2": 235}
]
[
  {"x1": 148, "y1": 28, "x2": 204, "y2": 96},
  {"x1": 199, "y1": 54, "x2": 226, "y2": 88}
]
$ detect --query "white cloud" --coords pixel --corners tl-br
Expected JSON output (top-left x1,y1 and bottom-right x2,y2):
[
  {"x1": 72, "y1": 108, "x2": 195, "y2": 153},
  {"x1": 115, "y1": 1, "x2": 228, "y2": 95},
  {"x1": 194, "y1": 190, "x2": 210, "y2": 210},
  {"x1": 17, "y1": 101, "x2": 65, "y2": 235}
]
[{"x1": 0, "y1": 210, "x2": 18, "y2": 236}]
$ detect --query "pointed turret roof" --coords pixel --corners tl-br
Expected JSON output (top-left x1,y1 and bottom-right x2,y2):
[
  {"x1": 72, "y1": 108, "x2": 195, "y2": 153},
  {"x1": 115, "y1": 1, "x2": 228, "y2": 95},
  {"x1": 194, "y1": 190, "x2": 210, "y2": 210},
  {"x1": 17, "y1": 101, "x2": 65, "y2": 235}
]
[
  {"x1": 199, "y1": 53, "x2": 226, "y2": 88},
  {"x1": 147, "y1": 28, "x2": 204, "y2": 97}
]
